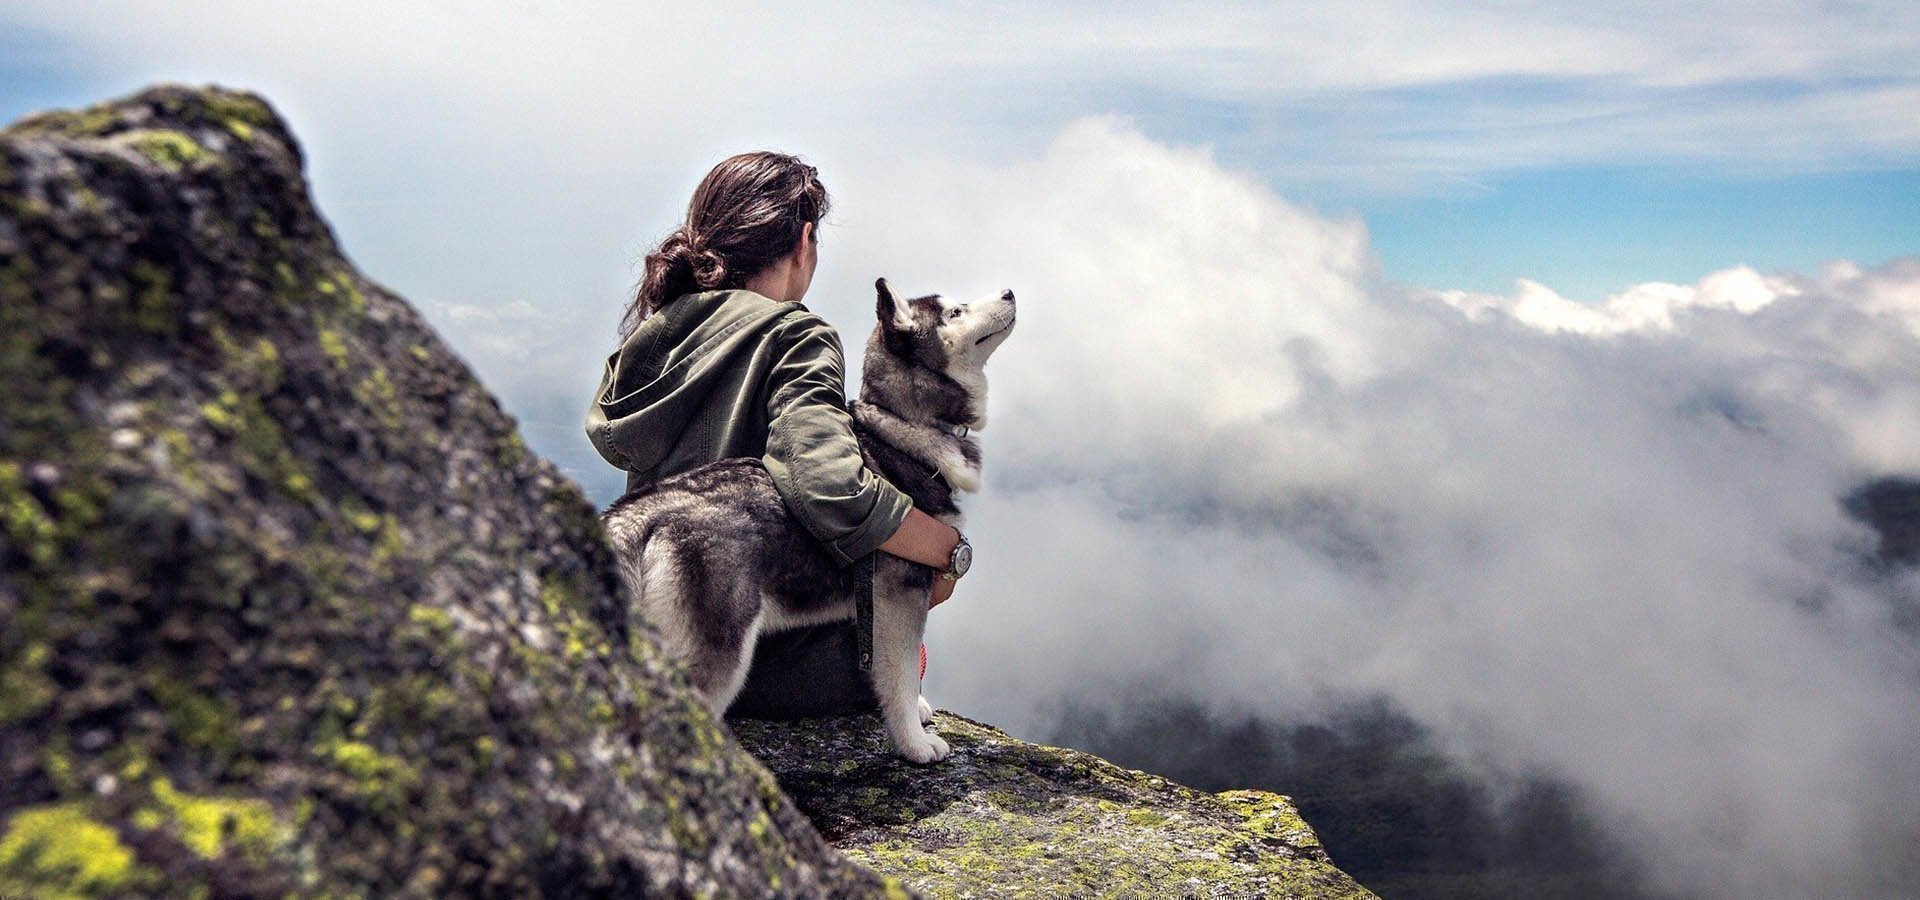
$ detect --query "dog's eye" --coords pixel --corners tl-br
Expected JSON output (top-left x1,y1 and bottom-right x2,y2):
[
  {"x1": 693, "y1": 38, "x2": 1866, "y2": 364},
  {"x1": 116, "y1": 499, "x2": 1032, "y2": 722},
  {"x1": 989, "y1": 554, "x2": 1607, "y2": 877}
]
[{"x1": 946, "y1": 307, "x2": 964, "y2": 320}]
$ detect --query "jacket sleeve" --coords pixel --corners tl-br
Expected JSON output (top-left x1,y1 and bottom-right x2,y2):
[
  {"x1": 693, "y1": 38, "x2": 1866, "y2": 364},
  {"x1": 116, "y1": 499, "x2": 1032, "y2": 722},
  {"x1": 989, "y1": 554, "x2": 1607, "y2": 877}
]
[{"x1": 761, "y1": 316, "x2": 913, "y2": 566}]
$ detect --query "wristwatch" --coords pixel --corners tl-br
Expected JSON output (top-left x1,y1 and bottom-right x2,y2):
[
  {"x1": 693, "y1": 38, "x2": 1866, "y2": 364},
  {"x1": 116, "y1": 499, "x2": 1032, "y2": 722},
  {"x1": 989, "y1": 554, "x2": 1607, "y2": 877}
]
[{"x1": 940, "y1": 532, "x2": 972, "y2": 581}]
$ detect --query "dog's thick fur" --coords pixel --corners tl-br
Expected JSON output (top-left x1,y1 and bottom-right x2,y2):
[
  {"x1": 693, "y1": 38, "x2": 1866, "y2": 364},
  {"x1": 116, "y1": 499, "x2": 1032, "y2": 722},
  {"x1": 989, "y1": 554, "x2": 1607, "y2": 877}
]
[{"x1": 600, "y1": 278, "x2": 1015, "y2": 763}]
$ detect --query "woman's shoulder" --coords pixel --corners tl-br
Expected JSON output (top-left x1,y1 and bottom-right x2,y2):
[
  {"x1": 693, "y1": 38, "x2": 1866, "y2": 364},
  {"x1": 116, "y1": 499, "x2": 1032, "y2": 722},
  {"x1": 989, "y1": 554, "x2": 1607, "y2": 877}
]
[{"x1": 763, "y1": 299, "x2": 842, "y2": 343}]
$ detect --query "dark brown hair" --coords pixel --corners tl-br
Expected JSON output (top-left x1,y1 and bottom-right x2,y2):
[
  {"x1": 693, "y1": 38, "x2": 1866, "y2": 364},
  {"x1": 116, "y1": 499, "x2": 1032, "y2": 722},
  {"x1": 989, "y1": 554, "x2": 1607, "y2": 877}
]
[{"x1": 620, "y1": 151, "x2": 829, "y2": 336}]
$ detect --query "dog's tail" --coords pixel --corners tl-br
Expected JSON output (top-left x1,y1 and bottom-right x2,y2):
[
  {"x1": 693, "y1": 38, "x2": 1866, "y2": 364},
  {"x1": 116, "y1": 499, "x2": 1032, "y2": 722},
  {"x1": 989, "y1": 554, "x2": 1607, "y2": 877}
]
[{"x1": 599, "y1": 508, "x2": 655, "y2": 607}]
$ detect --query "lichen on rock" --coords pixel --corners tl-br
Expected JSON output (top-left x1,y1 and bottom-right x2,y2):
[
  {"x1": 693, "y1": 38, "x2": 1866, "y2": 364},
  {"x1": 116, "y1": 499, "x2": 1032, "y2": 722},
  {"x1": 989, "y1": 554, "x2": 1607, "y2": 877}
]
[
  {"x1": 0, "y1": 83, "x2": 894, "y2": 899},
  {"x1": 735, "y1": 712, "x2": 1377, "y2": 899},
  {"x1": 1, "y1": 82, "x2": 1370, "y2": 900}
]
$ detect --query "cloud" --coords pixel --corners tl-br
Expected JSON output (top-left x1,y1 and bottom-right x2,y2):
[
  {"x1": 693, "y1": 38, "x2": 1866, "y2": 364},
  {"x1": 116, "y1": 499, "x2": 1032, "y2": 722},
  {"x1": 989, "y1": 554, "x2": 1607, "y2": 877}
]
[
  {"x1": 5, "y1": 1, "x2": 1919, "y2": 185},
  {"x1": 814, "y1": 119, "x2": 1920, "y2": 899}
]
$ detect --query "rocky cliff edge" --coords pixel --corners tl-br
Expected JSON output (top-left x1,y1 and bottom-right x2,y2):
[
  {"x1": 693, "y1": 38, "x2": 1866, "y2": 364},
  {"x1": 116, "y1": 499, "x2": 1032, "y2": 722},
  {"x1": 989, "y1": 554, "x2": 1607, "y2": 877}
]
[{"x1": 0, "y1": 84, "x2": 1371, "y2": 899}]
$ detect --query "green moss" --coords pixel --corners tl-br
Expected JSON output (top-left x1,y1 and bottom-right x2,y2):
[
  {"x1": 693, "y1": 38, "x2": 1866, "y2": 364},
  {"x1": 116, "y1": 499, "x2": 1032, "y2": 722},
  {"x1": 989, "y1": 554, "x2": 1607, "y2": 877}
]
[
  {"x1": 495, "y1": 431, "x2": 529, "y2": 468},
  {"x1": 143, "y1": 777, "x2": 285, "y2": 861},
  {"x1": 662, "y1": 793, "x2": 707, "y2": 854},
  {"x1": 0, "y1": 643, "x2": 55, "y2": 726},
  {"x1": 8, "y1": 103, "x2": 120, "y2": 138},
  {"x1": 406, "y1": 603, "x2": 452, "y2": 632},
  {"x1": 353, "y1": 368, "x2": 401, "y2": 429},
  {"x1": 316, "y1": 732, "x2": 424, "y2": 819},
  {"x1": 147, "y1": 675, "x2": 239, "y2": 760},
  {"x1": 70, "y1": 185, "x2": 106, "y2": 217},
  {"x1": 322, "y1": 739, "x2": 413, "y2": 785},
  {"x1": 539, "y1": 570, "x2": 584, "y2": 617},
  {"x1": 317, "y1": 328, "x2": 349, "y2": 369},
  {"x1": 0, "y1": 804, "x2": 146, "y2": 900},
  {"x1": 0, "y1": 461, "x2": 58, "y2": 568},
  {"x1": 249, "y1": 210, "x2": 278, "y2": 240},
  {"x1": 202, "y1": 92, "x2": 272, "y2": 129},
  {"x1": 211, "y1": 325, "x2": 283, "y2": 393},
  {"x1": 1123, "y1": 808, "x2": 1168, "y2": 828},
  {"x1": 116, "y1": 129, "x2": 206, "y2": 173},
  {"x1": 36, "y1": 734, "x2": 78, "y2": 796},
  {"x1": 199, "y1": 389, "x2": 316, "y2": 504},
  {"x1": 313, "y1": 271, "x2": 367, "y2": 315},
  {"x1": 539, "y1": 570, "x2": 612, "y2": 662},
  {"x1": 337, "y1": 496, "x2": 381, "y2": 534},
  {"x1": 370, "y1": 514, "x2": 406, "y2": 574},
  {"x1": 129, "y1": 259, "x2": 177, "y2": 335}
]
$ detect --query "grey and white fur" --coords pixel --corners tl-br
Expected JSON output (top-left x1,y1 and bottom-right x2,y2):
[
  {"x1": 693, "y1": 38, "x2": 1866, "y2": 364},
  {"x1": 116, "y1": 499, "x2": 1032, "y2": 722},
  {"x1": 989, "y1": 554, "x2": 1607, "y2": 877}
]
[{"x1": 600, "y1": 278, "x2": 1015, "y2": 763}]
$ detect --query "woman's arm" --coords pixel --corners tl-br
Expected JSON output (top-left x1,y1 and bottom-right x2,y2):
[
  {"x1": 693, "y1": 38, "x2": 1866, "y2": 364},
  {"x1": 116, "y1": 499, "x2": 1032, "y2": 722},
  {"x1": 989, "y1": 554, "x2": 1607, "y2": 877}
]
[
  {"x1": 880, "y1": 508, "x2": 963, "y2": 608},
  {"x1": 760, "y1": 316, "x2": 914, "y2": 564},
  {"x1": 761, "y1": 315, "x2": 964, "y2": 607},
  {"x1": 877, "y1": 507, "x2": 960, "y2": 569}
]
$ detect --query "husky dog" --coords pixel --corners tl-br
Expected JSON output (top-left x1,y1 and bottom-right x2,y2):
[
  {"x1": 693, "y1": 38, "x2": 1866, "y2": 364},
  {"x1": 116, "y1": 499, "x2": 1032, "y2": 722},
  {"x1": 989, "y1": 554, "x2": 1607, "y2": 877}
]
[{"x1": 601, "y1": 278, "x2": 1015, "y2": 763}]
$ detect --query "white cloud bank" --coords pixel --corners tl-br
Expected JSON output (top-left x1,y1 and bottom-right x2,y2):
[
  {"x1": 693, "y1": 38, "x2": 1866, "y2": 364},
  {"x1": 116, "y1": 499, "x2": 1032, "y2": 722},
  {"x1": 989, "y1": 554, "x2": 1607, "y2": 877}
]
[{"x1": 824, "y1": 120, "x2": 1920, "y2": 899}]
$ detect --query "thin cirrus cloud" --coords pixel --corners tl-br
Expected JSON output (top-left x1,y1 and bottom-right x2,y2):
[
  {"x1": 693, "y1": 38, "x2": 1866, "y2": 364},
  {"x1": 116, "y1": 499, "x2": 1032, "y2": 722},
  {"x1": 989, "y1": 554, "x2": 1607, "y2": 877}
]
[{"x1": 4, "y1": 1, "x2": 1919, "y2": 176}]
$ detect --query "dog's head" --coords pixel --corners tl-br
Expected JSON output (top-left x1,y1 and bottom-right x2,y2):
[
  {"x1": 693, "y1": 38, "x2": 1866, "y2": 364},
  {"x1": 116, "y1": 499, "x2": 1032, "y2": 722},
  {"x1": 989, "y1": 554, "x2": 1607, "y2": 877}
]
[
  {"x1": 873, "y1": 277, "x2": 1016, "y2": 380},
  {"x1": 863, "y1": 277, "x2": 1015, "y2": 429}
]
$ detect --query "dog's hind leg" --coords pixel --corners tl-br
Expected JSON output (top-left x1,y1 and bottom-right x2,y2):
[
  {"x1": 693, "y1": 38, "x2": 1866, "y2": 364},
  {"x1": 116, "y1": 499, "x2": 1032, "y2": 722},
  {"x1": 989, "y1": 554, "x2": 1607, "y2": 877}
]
[
  {"x1": 870, "y1": 562, "x2": 948, "y2": 763},
  {"x1": 640, "y1": 541, "x2": 762, "y2": 715},
  {"x1": 694, "y1": 609, "x2": 762, "y2": 717}
]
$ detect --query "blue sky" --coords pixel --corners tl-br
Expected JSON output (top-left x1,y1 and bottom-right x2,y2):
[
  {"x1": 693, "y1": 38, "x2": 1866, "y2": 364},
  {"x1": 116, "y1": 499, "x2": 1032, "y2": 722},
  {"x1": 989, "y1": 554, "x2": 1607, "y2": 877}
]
[
  {"x1": 1362, "y1": 166, "x2": 1920, "y2": 298},
  {"x1": 3, "y1": 4, "x2": 1914, "y2": 309}
]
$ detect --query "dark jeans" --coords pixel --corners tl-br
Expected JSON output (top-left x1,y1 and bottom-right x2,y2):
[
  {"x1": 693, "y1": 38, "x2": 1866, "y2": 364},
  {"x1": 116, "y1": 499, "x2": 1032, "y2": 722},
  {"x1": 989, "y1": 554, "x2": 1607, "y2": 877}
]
[{"x1": 724, "y1": 620, "x2": 879, "y2": 720}]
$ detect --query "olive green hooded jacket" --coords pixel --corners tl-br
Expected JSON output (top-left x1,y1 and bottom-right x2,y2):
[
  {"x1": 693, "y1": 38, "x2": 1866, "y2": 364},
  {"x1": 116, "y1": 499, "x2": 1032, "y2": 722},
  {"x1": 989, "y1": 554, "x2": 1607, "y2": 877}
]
[{"x1": 585, "y1": 289, "x2": 912, "y2": 566}]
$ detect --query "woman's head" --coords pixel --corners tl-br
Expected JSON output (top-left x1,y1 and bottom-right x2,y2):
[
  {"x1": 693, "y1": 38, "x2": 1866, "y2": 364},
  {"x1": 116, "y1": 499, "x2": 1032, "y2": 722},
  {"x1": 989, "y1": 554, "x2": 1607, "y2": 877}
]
[{"x1": 621, "y1": 151, "x2": 829, "y2": 334}]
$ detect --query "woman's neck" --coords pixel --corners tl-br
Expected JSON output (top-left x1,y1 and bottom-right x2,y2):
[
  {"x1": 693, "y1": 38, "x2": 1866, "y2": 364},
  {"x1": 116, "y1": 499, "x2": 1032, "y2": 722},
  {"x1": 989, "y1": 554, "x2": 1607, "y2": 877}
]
[{"x1": 745, "y1": 258, "x2": 802, "y2": 303}]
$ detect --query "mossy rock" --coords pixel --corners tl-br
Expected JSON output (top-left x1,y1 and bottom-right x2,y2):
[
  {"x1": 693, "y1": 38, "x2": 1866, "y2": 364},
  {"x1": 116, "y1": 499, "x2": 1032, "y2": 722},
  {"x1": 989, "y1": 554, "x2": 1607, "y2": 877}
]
[
  {"x1": 0, "y1": 84, "x2": 896, "y2": 898},
  {"x1": 735, "y1": 712, "x2": 1378, "y2": 899},
  {"x1": 0, "y1": 81, "x2": 1370, "y2": 899}
]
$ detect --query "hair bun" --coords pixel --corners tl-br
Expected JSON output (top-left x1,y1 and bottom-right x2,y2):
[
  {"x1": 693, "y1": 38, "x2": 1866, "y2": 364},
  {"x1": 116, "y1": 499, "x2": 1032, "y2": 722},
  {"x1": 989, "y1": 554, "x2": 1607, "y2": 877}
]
[{"x1": 691, "y1": 247, "x2": 727, "y2": 289}]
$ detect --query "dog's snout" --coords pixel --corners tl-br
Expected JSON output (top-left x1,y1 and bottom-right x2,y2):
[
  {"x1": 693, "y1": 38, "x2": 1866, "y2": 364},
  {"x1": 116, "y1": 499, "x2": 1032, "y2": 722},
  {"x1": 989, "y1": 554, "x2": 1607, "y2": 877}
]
[{"x1": 1000, "y1": 289, "x2": 1016, "y2": 303}]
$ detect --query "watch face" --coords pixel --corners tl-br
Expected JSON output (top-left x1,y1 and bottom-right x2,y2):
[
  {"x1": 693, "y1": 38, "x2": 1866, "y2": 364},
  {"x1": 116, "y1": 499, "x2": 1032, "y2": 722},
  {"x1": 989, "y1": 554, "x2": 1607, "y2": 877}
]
[{"x1": 951, "y1": 542, "x2": 973, "y2": 577}]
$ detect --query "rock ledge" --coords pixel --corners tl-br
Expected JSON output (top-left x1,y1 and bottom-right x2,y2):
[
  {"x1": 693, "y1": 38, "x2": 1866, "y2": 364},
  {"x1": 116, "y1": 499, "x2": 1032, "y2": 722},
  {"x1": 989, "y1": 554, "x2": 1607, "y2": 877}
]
[{"x1": 736, "y1": 712, "x2": 1377, "y2": 899}]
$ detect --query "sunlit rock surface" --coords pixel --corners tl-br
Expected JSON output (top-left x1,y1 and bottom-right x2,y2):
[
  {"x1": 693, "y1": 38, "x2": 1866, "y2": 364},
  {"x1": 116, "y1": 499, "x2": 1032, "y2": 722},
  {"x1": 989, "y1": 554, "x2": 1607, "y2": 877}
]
[{"x1": 735, "y1": 712, "x2": 1376, "y2": 899}]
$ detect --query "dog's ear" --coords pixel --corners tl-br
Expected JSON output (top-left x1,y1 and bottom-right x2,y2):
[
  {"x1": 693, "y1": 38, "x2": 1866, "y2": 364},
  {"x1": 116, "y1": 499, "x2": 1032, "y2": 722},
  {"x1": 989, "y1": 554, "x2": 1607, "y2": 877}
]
[{"x1": 876, "y1": 277, "x2": 914, "y2": 331}]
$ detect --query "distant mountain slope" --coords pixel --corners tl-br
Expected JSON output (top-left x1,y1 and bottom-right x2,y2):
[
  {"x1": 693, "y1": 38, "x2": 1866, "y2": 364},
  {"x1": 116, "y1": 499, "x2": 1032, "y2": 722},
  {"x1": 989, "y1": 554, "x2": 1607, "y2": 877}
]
[{"x1": 1846, "y1": 477, "x2": 1920, "y2": 568}]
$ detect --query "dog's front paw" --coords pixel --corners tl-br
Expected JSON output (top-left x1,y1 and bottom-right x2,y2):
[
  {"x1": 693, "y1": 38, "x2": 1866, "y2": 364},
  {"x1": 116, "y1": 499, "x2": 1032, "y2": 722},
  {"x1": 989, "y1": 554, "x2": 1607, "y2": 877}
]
[
  {"x1": 917, "y1": 694, "x2": 935, "y2": 726},
  {"x1": 894, "y1": 730, "x2": 950, "y2": 765}
]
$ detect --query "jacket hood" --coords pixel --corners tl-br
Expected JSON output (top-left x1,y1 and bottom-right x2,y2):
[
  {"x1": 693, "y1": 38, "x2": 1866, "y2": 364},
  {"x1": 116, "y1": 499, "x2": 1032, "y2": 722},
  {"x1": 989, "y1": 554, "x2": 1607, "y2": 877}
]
[{"x1": 587, "y1": 290, "x2": 802, "y2": 477}]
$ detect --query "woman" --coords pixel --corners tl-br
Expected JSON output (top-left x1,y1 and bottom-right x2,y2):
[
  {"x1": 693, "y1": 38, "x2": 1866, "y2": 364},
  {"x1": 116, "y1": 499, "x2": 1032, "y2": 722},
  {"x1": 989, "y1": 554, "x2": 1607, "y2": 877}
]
[{"x1": 586, "y1": 151, "x2": 964, "y2": 717}]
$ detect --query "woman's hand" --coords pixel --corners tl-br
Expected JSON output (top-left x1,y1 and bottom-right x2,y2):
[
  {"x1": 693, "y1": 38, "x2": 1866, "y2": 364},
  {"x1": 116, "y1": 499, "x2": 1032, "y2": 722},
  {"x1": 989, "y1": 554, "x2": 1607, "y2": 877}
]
[
  {"x1": 880, "y1": 509, "x2": 962, "y2": 568},
  {"x1": 880, "y1": 508, "x2": 964, "y2": 610}
]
